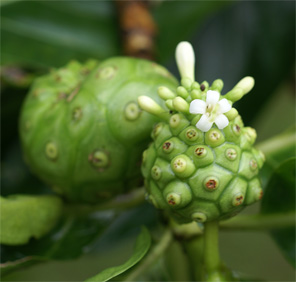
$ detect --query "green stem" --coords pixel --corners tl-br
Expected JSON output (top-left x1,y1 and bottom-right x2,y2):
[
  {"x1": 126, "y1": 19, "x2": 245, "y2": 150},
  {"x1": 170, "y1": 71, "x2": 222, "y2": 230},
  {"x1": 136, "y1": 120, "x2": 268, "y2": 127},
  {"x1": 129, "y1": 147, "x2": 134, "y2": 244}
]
[
  {"x1": 65, "y1": 187, "x2": 145, "y2": 215},
  {"x1": 164, "y1": 239, "x2": 193, "y2": 281},
  {"x1": 220, "y1": 212, "x2": 295, "y2": 230},
  {"x1": 255, "y1": 131, "x2": 295, "y2": 156},
  {"x1": 204, "y1": 220, "x2": 221, "y2": 273},
  {"x1": 124, "y1": 228, "x2": 173, "y2": 281},
  {"x1": 182, "y1": 235, "x2": 204, "y2": 281}
]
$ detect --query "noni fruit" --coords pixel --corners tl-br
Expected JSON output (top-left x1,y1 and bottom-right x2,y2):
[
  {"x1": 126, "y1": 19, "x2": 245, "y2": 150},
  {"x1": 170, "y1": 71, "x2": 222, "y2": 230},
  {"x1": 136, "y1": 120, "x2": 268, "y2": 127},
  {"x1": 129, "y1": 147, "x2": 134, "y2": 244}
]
[
  {"x1": 19, "y1": 58, "x2": 177, "y2": 203},
  {"x1": 138, "y1": 42, "x2": 265, "y2": 223}
]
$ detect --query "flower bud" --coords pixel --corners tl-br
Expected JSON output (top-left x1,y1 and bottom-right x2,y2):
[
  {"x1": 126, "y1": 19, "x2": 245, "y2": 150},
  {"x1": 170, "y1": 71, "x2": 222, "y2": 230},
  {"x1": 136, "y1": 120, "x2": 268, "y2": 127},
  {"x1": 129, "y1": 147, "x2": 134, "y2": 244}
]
[
  {"x1": 175, "y1": 41, "x2": 195, "y2": 81},
  {"x1": 158, "y1": 86, "x2": 176, "y2": 100}
]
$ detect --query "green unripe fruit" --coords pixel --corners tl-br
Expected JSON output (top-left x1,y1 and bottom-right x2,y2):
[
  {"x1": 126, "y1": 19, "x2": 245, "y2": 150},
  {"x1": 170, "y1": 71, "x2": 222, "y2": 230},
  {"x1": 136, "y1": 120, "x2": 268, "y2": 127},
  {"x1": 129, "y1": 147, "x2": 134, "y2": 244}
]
[
  {"x1": 20, "y1": 58, "x2": 178, "y2": 203},
  {"x1": 139, "y1": 74, "x2": 265, "y2": 223}
]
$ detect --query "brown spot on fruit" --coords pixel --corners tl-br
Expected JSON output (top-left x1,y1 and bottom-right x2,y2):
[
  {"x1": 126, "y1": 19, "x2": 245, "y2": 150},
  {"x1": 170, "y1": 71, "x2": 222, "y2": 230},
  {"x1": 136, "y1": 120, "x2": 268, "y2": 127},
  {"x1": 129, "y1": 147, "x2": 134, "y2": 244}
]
[
  {"x1": 200, "y1": 84, "x2": 205, "y2": 91},
  {"x1": 168, "y1": 199, "x2": 175, "y2": 205},
  {"x1": 163, "y1": 142, "x2": 171, "y2": 150},
  {"x1": 194, "y1": 146, "x2": 208, "y2": 158},
  {"x1": 232, "y1": 192, "x2": 245, "y2": 206},
  {"x1": 166, "y1": 193, "x2": 181, "y2": 206},
  {"x1": 162, "y1": 141, "x2": 173, "y2": 153},
  {"x1": 90, "y1": 150, "x2": 110, "y2": 170},
  {"x1": 206, "y1": 180, "x2": 216, "y2": 189},
  {"x1": 186, "y1": 128, "x2": 198, "y2": 140},
  {"x1": 195, "y1": 147, "x2": 204, "y2": 156},
  {"x1": 233, "y1": 124, "x2": 241, "y2": 135},
  {"x1": 204, "y1": 176, "x2": 219, "y2": 191}
]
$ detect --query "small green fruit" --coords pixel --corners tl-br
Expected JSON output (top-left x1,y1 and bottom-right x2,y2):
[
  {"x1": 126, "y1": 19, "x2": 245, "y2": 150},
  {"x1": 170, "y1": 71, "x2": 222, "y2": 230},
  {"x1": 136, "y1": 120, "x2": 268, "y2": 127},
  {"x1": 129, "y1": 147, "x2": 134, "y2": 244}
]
[{"x1": 139, "y1": 42, "x2": 265, "y2": 223}]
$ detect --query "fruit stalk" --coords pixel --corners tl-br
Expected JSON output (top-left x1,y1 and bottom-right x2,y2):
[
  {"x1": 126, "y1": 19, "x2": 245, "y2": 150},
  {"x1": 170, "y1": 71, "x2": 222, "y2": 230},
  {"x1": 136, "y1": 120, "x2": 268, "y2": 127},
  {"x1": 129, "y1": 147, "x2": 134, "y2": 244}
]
[
  {"x1": 203, "y1": 220, "x2": 221, "y2": 274},
  {"x1": 182, "y1": 235, "x2": 204, "y2": 281}
]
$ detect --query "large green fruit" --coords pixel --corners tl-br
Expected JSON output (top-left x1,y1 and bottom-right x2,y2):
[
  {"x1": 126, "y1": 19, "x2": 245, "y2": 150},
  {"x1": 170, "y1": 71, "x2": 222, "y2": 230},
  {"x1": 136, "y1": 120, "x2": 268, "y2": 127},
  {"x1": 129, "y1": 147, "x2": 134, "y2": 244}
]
[
  {"x1": 19, "y1": 58, "x2": 177, "y2": 203},
  {"x1": 138, "y1": 42, "x2": 265, "y2": 223}
]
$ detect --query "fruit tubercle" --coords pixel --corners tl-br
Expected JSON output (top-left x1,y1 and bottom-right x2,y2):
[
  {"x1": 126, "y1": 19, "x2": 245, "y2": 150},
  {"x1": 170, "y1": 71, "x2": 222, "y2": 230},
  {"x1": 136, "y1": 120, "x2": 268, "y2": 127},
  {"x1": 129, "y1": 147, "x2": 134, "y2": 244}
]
[{"x1": 138, "y1": 41, "x2": 265, "y2": 224}]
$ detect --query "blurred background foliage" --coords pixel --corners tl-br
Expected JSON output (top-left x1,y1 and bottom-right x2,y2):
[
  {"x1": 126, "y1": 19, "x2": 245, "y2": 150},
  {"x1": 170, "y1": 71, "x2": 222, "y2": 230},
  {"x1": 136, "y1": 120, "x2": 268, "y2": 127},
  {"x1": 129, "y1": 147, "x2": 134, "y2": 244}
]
[{"x1": 1, "y1": 0, "x2": 295, "y2": 281}]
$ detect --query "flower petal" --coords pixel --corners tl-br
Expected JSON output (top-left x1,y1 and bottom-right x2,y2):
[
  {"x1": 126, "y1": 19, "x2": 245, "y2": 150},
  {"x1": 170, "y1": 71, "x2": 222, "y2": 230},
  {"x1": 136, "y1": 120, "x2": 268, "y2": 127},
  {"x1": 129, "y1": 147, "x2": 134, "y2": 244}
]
[
  {"x1": 189, "y1": 99, "x2": 206, "y2": 114},
  {"x1": 196, "y1": 114, "x2": 213, "y2": 132},
  {"x1": 214, "y1": 114, "x2": 229, "y2": 129},
  {"x1": 218, "y1": 98, "x2": 232, "y2": 114},
  {"x1": 206, "y1": 90, "x2": 220, "y2": 105}
]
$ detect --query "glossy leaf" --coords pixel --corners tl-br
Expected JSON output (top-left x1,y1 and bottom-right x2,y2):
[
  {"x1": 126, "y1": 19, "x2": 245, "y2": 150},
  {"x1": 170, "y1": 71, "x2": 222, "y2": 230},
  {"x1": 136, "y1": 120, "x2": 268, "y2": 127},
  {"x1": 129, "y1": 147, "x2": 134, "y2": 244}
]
[
  {"x1": 1, "y1": 1, "x2": 119, "y2": 67},
  {"x1": 0, "y1": 208, "x2": 118, "y2": 276},
  {"x1": 85, "y1": 226, "x2": 151, "y2": 282},
  {"x1": 261, "y1": 158, "x2": 296, "y2": 268},
  {"x1": 0, "y1": 1, "x2": 230, "y2": 68},
  {"x1": 0, "y1": 194, "x2": 63, "y2": 245}
]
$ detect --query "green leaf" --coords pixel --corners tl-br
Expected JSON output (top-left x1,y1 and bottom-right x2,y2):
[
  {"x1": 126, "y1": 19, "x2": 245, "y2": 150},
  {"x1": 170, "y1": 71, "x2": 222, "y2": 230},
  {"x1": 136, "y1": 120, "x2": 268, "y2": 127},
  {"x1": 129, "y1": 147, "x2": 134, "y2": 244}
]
[
  {"x1": 85, "y1": 226, "x2": 151, "y2": 282},
  {"x1": 256, "y1": 129, "x2": 296, "y2": 188},
  {"x1": 0, "y1": 194, "x2": 63, "y2": 245},
  {"x1": 1, "y1": 1, "x2": 119, "y2": 67},
  {"x1": 0, "y1": 208, "x2": 118, "y2": 276},
  {"x1": 261, "y1": 158, "x2": 296, "y2": 268}
]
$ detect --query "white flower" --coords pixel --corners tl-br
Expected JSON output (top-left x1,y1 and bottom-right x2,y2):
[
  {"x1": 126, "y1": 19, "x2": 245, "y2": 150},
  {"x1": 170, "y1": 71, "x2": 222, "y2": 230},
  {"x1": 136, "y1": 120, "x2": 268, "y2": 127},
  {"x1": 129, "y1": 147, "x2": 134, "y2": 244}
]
[{"x1": 189, "y1": 90, "x2": 231, "y2": 132}]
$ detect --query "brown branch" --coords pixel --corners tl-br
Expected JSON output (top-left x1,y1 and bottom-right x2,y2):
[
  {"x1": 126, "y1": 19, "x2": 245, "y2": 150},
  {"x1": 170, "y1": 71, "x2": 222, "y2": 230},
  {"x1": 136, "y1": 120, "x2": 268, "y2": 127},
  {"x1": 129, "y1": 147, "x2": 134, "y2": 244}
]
[{"x1": 115, "y1": 0, "x2": 157, "y2": 60}]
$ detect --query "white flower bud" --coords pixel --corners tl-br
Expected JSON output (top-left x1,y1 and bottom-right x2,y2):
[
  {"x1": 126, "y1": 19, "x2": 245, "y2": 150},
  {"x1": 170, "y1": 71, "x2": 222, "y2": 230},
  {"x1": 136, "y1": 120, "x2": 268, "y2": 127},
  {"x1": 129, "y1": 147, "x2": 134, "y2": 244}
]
[
  {"x1": 234, "y1": 76, "x2": 255, "y2": 95},
  {"x1": 175, "y1": 41, "x2": 195, "y2": 81}
]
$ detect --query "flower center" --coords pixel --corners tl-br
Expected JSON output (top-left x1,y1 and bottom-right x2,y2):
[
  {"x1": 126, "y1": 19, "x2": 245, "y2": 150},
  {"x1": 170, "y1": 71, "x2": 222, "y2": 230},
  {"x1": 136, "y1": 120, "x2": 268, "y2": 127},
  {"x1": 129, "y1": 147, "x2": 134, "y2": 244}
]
[{"x1": 206, "y1": 103, "x2": 220, "y2": 122}]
